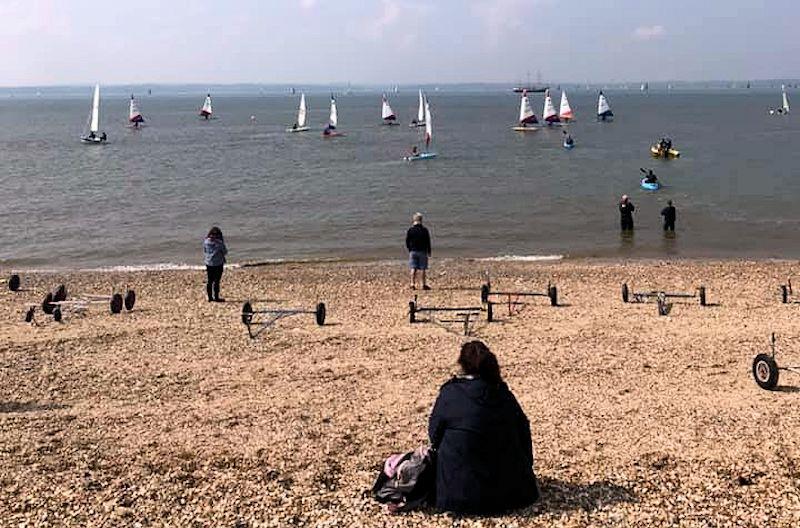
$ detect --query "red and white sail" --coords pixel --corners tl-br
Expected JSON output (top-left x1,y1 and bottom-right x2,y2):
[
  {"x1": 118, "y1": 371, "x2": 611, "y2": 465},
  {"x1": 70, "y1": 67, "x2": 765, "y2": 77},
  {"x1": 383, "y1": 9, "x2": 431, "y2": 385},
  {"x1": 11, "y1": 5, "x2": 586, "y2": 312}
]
[
  {"x1": 543, "y1": 89, "x2": 559, "y2": 123},
  {"x1": 381, "y1": 94, "x2": 396, "y2": 122},
  {"x1": 200, "y1": 94, "x2": 213, "y2": 117},
  {"x1": 559, "y1": 91, "x2": 573, "y2": 121},
  {"x1": 518, "y1": 90, "x2": 538, "y2": 124},
  {"x1": 129, "y1": 95, "x2": 144, "y2": 123},
  {"x1": 424, "y1": 101, "x2": 432, "y2": 147}
]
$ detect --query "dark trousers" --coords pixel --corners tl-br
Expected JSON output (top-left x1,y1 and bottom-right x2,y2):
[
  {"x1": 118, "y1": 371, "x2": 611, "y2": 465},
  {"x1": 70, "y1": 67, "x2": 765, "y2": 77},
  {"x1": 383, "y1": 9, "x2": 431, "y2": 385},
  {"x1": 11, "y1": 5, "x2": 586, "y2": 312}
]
[
  {"x1": 663, "y1": 221, "x2": 675, "y2": 232},
  {"x1": 621, "y1": 218, "x2": 634, "y2": 231},
  {"x1": 206, "y1": 265, "x2": 223, "y2": 300}
]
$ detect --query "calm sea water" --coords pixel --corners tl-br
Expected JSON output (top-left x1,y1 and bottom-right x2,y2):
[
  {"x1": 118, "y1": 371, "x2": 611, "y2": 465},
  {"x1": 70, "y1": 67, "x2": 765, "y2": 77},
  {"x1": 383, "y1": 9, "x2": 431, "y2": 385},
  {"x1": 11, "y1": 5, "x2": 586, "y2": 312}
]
[{"x1": 1, "y1": 88, "x2": 799, "y2": 269}]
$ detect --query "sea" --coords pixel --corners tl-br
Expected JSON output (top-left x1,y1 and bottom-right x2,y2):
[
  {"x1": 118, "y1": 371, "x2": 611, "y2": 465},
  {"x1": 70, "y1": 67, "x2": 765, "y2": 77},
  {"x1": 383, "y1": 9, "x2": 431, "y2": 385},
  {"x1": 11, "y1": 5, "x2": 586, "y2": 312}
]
[{"x1": 1, "y1": 85, "x2": 799, "y2": 270}]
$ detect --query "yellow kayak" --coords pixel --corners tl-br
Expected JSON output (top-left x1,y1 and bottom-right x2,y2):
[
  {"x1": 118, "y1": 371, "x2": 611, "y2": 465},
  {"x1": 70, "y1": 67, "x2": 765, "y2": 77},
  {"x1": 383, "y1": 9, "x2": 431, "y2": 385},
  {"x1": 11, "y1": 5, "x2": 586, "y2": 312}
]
[{"x1": 650, "y1": 145, "x2": 680, "y2": 158}]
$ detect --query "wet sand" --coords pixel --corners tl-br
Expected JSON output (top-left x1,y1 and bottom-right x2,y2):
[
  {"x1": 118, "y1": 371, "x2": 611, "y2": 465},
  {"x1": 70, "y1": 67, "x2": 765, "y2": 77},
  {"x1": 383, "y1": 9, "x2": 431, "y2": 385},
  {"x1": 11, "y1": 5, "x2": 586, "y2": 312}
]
[{"x1": 1, "y1": 259, "x2": 799, "y2": 527}]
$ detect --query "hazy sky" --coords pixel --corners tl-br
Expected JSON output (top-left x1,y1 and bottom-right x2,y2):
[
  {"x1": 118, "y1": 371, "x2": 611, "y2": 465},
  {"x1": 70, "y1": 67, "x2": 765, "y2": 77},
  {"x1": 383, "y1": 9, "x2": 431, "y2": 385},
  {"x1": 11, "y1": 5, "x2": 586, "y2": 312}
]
[{"x1": 3, "y1": 0, "x2": 798, "y2": 86}]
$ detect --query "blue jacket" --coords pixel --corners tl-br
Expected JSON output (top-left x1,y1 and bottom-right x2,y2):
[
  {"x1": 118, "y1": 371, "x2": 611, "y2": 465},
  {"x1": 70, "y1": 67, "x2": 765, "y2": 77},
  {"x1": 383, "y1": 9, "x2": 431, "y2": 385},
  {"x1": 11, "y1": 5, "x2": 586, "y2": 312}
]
[
  {"x1": 203, "y1": 237, "x2": 227, "y2": 267},
  {"x1": 428, "y1": 377, "x2": 539, "y2": 514}
]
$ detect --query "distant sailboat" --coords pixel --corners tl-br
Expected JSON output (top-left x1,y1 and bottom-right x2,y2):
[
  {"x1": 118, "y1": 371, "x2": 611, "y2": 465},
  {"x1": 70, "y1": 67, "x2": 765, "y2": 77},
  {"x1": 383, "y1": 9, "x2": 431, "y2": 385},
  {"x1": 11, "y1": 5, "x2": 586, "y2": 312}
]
[
  {"x1": 410, "y1": 89, "x2": 426, "y2": 127},
  {"x1": 597, "y1": 91, "x2": 614, "y2": 121},
  {"x1": 80, "y1": 84, "x2": 107, "y2": 143},
  {"x1": 199, "y1": 94, "x2": 213, "y2": 119},
  {"x1": 323, "y1": 95, "x2": 345, "y2": 137},
  {"x1": 512, "y1": 90, "x2": 539, "y2": 131},
  {"x1": 405, "y1": 100, "x2": 437, "y2": 161},
  {"x1": 287, "y1": 93, "x2": 310, "y2": 132},
  {"x1": 129, "y1": 95, "x2": 144, "y2": 127},
  {"x1": 640, "y1": 82, "x2": 649, "y2": 92},
  {"x1": 559, "y1": 91, "x2": 574, "y2": 121},
  {"x1": 381, "y1": 94, "x2": 398, "y2": 125},
  {"x1": 542, "y1": 89, "x2": 561, "y2": 126}
]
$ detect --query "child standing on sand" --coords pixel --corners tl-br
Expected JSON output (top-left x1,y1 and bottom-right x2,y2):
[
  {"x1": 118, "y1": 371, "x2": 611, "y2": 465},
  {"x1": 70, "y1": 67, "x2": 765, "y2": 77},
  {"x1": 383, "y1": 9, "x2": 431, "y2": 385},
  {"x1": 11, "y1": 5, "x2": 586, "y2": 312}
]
[{"x1": 203, "y1": 226, "x2": 227, "y2": 302}]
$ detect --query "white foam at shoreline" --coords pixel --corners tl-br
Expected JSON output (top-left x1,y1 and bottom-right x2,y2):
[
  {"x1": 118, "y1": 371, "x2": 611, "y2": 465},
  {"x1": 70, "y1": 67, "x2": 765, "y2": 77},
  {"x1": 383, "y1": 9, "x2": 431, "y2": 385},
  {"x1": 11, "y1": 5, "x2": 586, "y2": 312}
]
[{"x1": 476, "y1": 254, "x2": 564, "y2": 262}]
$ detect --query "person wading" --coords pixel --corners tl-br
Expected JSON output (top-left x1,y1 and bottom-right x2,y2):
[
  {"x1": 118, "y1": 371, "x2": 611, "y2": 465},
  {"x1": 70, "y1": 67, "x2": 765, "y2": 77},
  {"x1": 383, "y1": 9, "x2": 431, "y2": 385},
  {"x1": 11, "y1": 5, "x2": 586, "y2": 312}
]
[
  {"x1": 203, "y1": 226, "x2": 228, "y2": 302},
  {"x1": 406, "y1": 212, "x2": 431, "y2": 290},
  {"x1": 619, "y1": 195, "x2": 635, "y2": 232},
  {"x1": 661, "y1": 200, "x2": 677, "y2": 232}
]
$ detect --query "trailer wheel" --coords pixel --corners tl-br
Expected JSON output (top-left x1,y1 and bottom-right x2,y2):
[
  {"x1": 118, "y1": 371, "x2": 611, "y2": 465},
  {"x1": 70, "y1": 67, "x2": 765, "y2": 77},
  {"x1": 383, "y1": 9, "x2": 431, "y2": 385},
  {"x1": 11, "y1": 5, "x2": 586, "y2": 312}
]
[
  {"x1": 548, "y1": 285, "x2": 558, "y2": 306},
  {"x1": 781, "y1": 285, "x2": 789, "y2": 304},
  {"x1": 241, "y1": 302, "x2": 253, "y2": 325},
  {"x1": 110, "y1": 293, "x2": 123, "y2": 314},
  {"x1": 124, "y1": 290, "x2": 136, "y2": 311},
  {"x1": 42, "y1": 293, "x2": 55, "y2": 314},
  {"x1": 8, "y1": 274, "x2": 20, "y2": 291},
  {"x1": 621, "y1": 283, "x2": 629, "y2": 303},
  {"x1": 752, "y1": 354, "x2": 779, "y2": 390},
  {"x1": 53, "y1": 284, "x2": 67, "y2": 303},
  {"x1": 486, "y1": 302, "x2": 493, "y2": 323},
  {"x1": 480, "y1": 284, "x2": 490, "y2": 304},
  {"x1": 699, "y1": 286, "x2": 707, "y2": 306},
  {"x1": 315, "y1": 303, "x2": 326, "y2": 326}
]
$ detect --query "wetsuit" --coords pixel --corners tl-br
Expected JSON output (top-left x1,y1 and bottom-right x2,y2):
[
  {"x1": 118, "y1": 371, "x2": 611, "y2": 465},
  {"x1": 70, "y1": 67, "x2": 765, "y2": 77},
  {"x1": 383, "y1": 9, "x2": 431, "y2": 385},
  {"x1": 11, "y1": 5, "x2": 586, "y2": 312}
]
[
  {"x1": 661, "y1": 205, "x2": 676, "y2": 232},
  {"x1": 620, "y1": 202, "x2": 635, "y2": 231}
]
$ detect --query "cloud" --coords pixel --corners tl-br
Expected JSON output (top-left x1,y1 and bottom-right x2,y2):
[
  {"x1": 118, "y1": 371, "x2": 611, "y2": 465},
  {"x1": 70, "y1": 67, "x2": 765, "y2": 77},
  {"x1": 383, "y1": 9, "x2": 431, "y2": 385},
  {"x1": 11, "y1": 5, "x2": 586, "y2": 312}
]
[
  {"x1": 299, "y1": 0, "x2": 317, "y2": 10},
  {"x1": 633, "y1": 25, "x2": 666, "y2": 40},
  {"x1": 366, "y1": 0, "x2": 401, "y2": 40},
  {"x1": 471, "y1": 0, "x2": 549, "y2": 47},
  {"x1": 347, "y1": 0, "x2": 429, "y2": 47}
]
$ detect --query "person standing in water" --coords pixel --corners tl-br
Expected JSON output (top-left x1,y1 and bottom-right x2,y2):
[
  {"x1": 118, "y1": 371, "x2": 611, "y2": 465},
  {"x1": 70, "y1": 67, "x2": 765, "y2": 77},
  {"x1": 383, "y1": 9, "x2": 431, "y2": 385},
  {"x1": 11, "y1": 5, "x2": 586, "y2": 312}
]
[
  {"x1": 203, "y1": 226, "x2": 228, "y2": 302},
  {"x1": 619, "y1": 195, "x2": 635, "y2": 232},
  {"x1": 661, "y1": 200, "x2": 677, "y2": 232},
  {"x1": 406, "y1": 213, "x2": 431, "y2": 290}
]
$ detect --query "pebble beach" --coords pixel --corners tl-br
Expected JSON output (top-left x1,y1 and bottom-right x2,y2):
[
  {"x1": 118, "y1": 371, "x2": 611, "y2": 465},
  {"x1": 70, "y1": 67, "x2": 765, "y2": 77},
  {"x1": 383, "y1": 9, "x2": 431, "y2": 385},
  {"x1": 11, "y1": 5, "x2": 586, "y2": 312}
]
[{"x1": 1, "y1": 258, "x2": 799, "y2": 527}]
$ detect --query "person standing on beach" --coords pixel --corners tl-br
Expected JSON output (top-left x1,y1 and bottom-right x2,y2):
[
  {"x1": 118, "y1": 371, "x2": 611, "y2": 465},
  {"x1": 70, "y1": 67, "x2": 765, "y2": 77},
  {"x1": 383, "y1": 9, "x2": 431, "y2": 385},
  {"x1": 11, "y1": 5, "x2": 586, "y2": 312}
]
[
  {"x1": 619, "y1": 195, "x2": 635, "y2": 231},
  {"x1": 203, "y1": 226, "x2": 228, "y2": 302},
  {"x1": 661, "y1": 200, "x2": 677, "y2": 232},
  {"x1": 406, "y1": 213, "x2": 431, "y2": 290}
]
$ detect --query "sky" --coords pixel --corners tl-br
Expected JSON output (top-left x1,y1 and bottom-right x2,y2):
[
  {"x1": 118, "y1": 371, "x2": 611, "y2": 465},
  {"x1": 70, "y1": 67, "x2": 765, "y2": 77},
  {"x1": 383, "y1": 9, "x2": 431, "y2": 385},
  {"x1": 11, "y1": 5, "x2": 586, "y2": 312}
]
[{"x1": 2, "y1": 0, "x2": 799, "y2": 87}]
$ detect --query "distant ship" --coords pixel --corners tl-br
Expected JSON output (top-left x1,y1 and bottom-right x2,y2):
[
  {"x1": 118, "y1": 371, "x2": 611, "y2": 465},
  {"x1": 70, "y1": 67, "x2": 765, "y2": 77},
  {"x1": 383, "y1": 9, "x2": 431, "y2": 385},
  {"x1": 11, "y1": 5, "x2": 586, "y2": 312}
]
[{"x1": 512, "y1": 85, "x2": 547, "y2": 93}]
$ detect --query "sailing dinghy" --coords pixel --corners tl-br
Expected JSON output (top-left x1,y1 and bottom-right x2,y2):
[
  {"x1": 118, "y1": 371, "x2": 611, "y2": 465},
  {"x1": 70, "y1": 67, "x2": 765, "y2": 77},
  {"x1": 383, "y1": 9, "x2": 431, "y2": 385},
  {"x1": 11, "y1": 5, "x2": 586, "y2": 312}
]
[
  {"x1": 559, "y1": 91, "x2": 574, "y2": 121},
  {"x1": 287, "y1": 93, "x2": 310, "y2": 132},
  {"x1": 597, "y1": 91, "x2": 614, "y2": 121},
  {"x1": 542, "y1": 89, "x2": 561, "y2": 126},
  {"x1": 323, "y1": 95, "x2": 345, "y2": 137},
  {"x1": 404, "y1": 101, "x2": 436, "y2": 161},
  {"x1": 513, "y1": 90, "x2": 539, "y2": 131},
  {"x1": 381, "y1": 94, "x2": 398, "y2": 125},
  {"x1": 199, "y1": 94, "x2": 213, "y2": 119},
  {"x1": 129, "y1": 95, "x2": 145, "y2": 127},
  {"x1": 80, "y1": 84, "x2": 107, "y2": 143},
  {"x1": 409, "y1": 89, "x2": 426, "y2": 127}
]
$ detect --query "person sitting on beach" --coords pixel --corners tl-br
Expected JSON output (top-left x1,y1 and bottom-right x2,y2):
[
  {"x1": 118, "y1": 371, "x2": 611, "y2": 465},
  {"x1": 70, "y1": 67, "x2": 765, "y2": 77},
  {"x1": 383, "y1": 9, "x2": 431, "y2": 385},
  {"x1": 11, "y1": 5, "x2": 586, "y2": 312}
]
[
  {"x1": 661, "y1": 200, "x2": 676, "y2": 232},
  {"x1": 429, "y1": 341, "x2": 540, "y2": 514},
  {"x1": 619, "y1": 195, "x2": 635, "y2": 231},
  {"x1": 203, "y1": 226, "x2": 228, "y2": 302},
  {"x1": 405, "y1": 212, "x2": 431, "y2": 290}
]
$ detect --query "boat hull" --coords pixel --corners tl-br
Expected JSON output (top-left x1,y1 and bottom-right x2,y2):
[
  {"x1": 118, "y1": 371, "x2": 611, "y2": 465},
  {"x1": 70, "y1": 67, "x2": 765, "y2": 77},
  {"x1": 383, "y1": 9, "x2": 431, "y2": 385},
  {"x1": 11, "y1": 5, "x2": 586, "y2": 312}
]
[
  {"x1": 409, "y1": 122, "x2": 426, "y2": 128},
  {"x1": 286, "y1": 126, "x2": 311, "y2": 133},
  {"x1": 404, "y1": 152, "x2": 437, "y2": 162},
  {"x1": 563, "y1": 142, "x2": 575, "y2": 150},
  {"x1": 650, "y1": 145, "x2": 680, "y2": 158},
  {"x1": 80, "y1": 136, "x2": 105, "y2": 144},
  {"x1": 323, "y1": 132, "x2": 346, "y2": 138},
  {"x1": 513, "y1": 126, "x2": 539, "y2": 132},
  {"x1": 640, "y1": 178, "x2": 661, "y2": 191}
]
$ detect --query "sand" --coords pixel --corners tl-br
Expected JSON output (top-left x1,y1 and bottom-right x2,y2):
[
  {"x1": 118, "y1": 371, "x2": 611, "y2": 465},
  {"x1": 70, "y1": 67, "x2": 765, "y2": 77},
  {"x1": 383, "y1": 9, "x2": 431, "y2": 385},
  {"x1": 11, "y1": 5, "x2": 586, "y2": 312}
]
[{"x1": 1, "y1": 258, "x2": 799, "y2": 527}]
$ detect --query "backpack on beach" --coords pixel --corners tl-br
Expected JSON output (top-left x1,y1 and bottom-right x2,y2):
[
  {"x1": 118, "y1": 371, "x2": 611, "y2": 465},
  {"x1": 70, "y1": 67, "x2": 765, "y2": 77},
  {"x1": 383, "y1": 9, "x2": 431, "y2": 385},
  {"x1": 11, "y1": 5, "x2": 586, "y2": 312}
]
[{"x1": 372, "y1": 446, "x2": 436, "y2": 513}]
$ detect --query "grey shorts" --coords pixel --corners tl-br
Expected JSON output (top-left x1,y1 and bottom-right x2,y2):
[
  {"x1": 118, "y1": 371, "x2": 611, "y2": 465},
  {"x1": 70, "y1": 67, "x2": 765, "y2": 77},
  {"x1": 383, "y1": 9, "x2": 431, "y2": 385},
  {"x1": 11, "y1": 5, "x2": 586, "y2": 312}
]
[{"x1": 408, "y1": 251, "x2": 429, "y2": 270}]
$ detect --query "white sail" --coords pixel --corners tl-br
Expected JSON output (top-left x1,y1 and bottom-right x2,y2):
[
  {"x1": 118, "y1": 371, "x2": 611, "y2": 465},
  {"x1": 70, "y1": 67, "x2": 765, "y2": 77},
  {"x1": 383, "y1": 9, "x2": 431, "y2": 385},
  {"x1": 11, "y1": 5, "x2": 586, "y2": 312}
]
[
  {"x1": 597, "y1": 91, "x2": 613, "y2": 119},
  {"x1": 329, "y1": 95, "x2": 338, "y2": 128},
  {"x1": 559, "y1": 91, "x2": 573, "y2": 120},
  {"x1": 782, "y1": 85, "x2": 790, "y2": 113},
  {"x1": 129, "y1": 95, "x2": 144, "y2": 123},
  {"x1": 518, "y1": 90, "x2": 537, "y2": 124},
  {"x1": 424, "y1": 101, "x2": 433, "y2": 145},
  {"x1": 90, "y1": 84, "x2": 100, "y2": 133},
  {"x1": 298, "y1": 93, "x2": 307, "y2": 127},
  {"x1": 543, "y1": 89, "x2": 559, "y2": 123},
  {"x1": 382, "y1": 94, "x2": 396, "y2": 121},
  {"x1": 200, "y1": 94, "x2": 213, "y2": 116},
  {"x1": 417, "y1": 89, "x2": 425, "y2": 123}
]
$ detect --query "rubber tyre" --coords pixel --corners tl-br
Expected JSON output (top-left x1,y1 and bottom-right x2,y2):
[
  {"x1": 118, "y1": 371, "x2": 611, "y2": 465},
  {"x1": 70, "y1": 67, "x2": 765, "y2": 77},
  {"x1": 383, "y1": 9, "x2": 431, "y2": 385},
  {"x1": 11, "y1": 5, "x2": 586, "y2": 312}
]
[
  {"x1": 42, "y1": 292, "x2": 55, "y2": 314},
  {"x1": 781, "y1": 285, "x2": 788, "y2": 304},
  {"x1": 699, "y1": 286, "x2": 707, "y2": 306},
  {"x1": 622, "y1": 283, "x2": 629, "y2": 303},
  {"x1": 752, "y1": 354, "x2": 779, "y2": 390},
  {"x1": 549, "y1": 285, "x2": 558, "y2": 306},
  {"x1": 242, "y1": 302, "x2": 253, "y2": 325},
  {"x1": 53, "y1": 284, "x2": 67, "y2": 303},
  {"x1": 480, "y1": 284, "x2": 490, "y2": 304},
  {"x1": 315, "y1": 303, "x2": 326, "y2": 326},
  {"x1": 8, "y1": 274, "x2": 20, "y2": 291},
  {"x1": 486, "y1": 302, "x2": 493, "y2": 323},
  {"x1": 409, "y1": 301, "x2": 416, "y2": 323},
  {"x1": 124, "y1": 290, "x2": 136, "y2": 311},
  {"x1": 110, "y1": 293, "x2": 123, "y2": 314}
]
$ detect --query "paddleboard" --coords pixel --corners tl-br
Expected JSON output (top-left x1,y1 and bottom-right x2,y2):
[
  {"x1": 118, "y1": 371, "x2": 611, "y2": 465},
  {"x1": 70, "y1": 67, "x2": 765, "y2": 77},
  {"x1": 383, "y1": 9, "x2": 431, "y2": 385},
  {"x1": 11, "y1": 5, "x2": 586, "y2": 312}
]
[
  {"x1": 650, "y1": 145, "x2": 680, "y2": 158},
  {"x1": 640, "y1": 178, "x2": 661, "y2": 191},
  {"x1": 404, "y1": 152, "x2": 437, "y2": 162}
]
